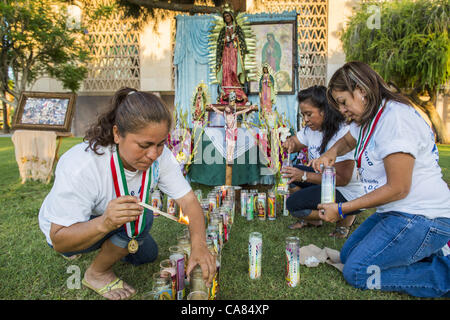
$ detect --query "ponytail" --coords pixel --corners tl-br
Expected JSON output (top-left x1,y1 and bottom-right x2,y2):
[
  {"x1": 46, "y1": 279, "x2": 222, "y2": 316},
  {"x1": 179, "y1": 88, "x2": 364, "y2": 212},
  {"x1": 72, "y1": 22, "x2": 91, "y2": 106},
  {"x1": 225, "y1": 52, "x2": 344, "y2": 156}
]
[{"x1": 84, "y1": 87, "x2": 173, "y2": 155}]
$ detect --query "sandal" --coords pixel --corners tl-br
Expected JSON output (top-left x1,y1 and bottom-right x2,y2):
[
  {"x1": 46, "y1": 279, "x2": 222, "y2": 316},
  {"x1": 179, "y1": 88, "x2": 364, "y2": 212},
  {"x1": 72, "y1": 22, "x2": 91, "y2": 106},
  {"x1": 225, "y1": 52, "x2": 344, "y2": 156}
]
[
  {"x1": 82, "y1": 277, "x2": 136, "y2": 300},
  {"x1": 60, "y1": 253, "x2": 82, "y2": 261},
  {"x1": 288, "y1": 219, "x2": 322, "y2": 230},
  {"x1": 329, "y1": 226, "x2": 350, "y2": 239}
]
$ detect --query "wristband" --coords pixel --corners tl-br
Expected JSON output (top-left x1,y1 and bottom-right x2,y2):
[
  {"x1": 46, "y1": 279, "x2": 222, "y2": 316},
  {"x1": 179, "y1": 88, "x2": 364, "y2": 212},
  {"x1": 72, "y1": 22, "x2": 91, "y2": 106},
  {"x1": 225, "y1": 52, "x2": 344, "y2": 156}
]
[{"x1": 338, "y1": 202, "x2": 346, "y2": 219}]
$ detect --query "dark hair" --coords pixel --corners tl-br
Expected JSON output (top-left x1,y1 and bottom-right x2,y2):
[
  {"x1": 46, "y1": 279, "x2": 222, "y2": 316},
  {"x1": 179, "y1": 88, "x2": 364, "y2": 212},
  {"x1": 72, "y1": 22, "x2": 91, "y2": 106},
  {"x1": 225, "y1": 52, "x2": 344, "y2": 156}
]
[
  {"x1": 327, "y1": 61, "x2": 411, "y2": 127},
  {"x1": 84, "y1": 87, "x2": 173, "y2": 155},
  {"x1": 298, "y1": 85, "x2": 345, "y2": 155}
]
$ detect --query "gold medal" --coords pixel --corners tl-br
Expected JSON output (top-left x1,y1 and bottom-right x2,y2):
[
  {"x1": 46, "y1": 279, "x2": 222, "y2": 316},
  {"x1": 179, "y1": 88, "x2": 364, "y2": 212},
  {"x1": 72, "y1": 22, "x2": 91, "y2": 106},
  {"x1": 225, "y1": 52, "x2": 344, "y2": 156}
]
[{"x1": 127, "y1": 238, "x2": 139, "y2": 254}]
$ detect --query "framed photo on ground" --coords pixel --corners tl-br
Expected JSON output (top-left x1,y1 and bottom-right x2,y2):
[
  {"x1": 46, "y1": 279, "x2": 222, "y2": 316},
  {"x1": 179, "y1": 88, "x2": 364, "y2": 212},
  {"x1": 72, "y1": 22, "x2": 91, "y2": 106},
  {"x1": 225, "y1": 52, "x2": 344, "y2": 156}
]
[
  {"x1": 249, "y1": 20, "x2": 297, "y2": 95},
  {"x1": 12, "y1": 92, "x2": 76, "y2": 132}
]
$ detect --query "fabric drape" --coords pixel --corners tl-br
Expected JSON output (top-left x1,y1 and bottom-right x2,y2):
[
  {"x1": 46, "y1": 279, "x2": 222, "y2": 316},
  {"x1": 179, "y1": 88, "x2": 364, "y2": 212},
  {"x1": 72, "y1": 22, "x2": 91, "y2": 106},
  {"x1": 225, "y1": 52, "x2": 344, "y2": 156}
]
[{"x1": 12, "y1": 130, "x2": 57, "y2": 183}]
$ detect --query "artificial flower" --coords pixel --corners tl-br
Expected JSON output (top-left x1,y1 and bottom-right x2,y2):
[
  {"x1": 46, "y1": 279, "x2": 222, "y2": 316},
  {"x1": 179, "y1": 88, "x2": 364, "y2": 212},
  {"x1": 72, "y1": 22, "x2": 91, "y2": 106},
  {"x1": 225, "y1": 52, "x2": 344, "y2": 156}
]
[
  {"x1": 278, "y1": 126, "x2": 291, "y2": 142},
  {"x1": 176, "y1": 151, "x2": 187, "y2": 164}
]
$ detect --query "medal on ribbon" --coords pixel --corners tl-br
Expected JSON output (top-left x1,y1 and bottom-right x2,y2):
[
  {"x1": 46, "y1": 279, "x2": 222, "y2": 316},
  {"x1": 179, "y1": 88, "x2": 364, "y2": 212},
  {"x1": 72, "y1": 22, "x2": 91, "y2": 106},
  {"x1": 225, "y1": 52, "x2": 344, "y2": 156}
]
[
  {"x1": 354, "y1": 101, "x2": 386, "y2": 168},
  {"x1": 110, "y1": 147, "x2": 153, "y2": 254}
]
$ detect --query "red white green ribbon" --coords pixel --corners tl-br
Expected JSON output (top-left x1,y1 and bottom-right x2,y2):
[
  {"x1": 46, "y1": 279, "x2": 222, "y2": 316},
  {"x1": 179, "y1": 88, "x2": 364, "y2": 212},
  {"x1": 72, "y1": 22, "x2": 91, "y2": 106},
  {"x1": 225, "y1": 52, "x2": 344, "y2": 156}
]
[
  {"x1": 110, "y1": 148, "x2": 152, "y2": 238},
  {"x1": 354, "y1": 101, "x2": 386, "y2": 168}
]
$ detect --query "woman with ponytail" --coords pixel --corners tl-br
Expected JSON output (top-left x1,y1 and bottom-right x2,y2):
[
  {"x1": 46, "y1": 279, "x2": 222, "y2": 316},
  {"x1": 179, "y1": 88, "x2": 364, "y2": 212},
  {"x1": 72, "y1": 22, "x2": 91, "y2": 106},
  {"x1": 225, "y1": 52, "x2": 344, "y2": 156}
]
[
  {"x1": 281, "y1": 85, "x2": 364, "y2": 238},
  {"x1": 39, "y1": 88, "x2": 216, "y2": 300},
  {"x1": 311, "y1": 61, "x2": 450, "y2": 297}
]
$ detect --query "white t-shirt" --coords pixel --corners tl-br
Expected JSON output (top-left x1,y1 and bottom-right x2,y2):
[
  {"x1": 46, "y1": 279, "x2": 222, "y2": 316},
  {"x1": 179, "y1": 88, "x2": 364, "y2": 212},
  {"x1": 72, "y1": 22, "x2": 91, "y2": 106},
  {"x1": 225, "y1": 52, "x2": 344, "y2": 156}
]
[
  {"x1": 296, "y1": 124, "x2": 365, "y2": 201},
  {"x1": 39, "y1": 143, "x2": 192, "y2": 245},
  {"x1": 349, "y1": 100, "x2": 450, "y2": 219}
]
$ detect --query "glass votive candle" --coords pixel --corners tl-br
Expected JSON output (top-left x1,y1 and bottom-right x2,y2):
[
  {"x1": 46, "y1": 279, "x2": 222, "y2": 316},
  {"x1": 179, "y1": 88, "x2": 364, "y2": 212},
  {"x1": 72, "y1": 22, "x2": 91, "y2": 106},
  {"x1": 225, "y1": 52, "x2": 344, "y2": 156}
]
[
  {"x1": 189, "y1": 265, "x2": 208, "y2": 295},
  {"x1": 187, "y1": 290, "x2": 209, "y2": 300}
]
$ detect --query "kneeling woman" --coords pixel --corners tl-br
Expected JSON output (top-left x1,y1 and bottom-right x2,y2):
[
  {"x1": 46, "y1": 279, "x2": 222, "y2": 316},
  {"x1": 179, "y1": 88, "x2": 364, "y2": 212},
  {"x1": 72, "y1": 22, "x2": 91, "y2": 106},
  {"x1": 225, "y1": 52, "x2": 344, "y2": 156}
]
[
  {"x1": 312, "y1": 62, "x2": 450, "y2": 298},
  {"x1": 282, "y1": 85, "x2": 365, "y2": 238},
  {"x1": 39, "y1": 88, "x2": 216, "y2": 300}
]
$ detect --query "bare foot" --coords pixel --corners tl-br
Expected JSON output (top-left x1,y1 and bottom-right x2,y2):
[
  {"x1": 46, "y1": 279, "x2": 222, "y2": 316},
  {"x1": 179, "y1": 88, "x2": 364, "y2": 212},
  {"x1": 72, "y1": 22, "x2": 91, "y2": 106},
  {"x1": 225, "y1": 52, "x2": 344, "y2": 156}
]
[
  {"x1": 288, "y1": 219, "x2": 322, "y2": 230},
  {"x1": 83, "y1": 267, "x2": 136, "y2": 300}
]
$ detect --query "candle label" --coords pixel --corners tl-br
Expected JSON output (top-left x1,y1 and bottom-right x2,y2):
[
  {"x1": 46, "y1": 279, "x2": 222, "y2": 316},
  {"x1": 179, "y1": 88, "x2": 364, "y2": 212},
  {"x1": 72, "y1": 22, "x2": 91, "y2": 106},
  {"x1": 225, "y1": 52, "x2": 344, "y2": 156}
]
[{"x1": 170, "y1": 253, "x2": 185, "y2": 300}]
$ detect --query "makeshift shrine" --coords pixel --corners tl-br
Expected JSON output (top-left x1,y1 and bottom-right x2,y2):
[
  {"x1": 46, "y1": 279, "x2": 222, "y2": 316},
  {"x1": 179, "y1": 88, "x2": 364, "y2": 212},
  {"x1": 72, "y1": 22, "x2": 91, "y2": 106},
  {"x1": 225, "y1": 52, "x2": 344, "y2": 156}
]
[
  {"x1": 149, "y1": 6, "x2": 309, "y2": 300},
  {"x1": 172, "y1": 8, "x2": 300, "y2": 188}
]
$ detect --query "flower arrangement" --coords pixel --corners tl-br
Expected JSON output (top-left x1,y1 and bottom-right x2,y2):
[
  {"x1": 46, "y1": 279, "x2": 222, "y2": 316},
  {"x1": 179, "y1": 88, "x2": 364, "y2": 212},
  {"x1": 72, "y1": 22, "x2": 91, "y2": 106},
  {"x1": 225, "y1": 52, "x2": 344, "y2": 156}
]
[
  {"x1": 167, "y1": 107, "x2": 208, "y2": 177},
  {"x1": 242, "y1": 109, "x2": 293, "y2": 184}
]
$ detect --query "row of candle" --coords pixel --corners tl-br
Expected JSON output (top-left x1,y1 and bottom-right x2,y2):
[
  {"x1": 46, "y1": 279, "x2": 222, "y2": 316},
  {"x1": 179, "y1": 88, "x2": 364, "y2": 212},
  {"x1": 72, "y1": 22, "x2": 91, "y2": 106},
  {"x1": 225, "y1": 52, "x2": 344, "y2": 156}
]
[{"x1": 146, "y1": 186, "x2": 237, "y2": 300}]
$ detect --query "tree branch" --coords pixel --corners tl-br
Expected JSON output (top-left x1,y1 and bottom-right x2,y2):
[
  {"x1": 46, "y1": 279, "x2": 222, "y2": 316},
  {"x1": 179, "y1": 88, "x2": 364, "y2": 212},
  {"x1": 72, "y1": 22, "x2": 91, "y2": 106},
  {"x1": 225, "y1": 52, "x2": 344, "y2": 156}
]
[{"x1": 124, "y1": 0, "x2": 220, "y2": 14}]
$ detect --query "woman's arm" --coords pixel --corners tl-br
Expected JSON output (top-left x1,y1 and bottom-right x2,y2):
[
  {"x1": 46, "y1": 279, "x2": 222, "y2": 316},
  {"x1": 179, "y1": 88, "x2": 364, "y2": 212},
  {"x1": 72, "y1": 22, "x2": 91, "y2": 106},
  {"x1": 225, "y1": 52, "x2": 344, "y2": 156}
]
[
  {"x1": 50, "y1": 195, "x2": 143, "y2": 253},
  {"x1": 282, "y1": 135, "x2": 307, "y2": 154},
  {"x1": 282, "y1": 159, "x2": 355, "y2": 186},
  {"x1": 176, "y1": 190, "x2": 216, "y2": 287},
  {"x1": 309, "y1": 131, "x2": 357, "y2": 172},
  {"x1": 318, "y1": 152, "x2": 414, "y2": 222}
]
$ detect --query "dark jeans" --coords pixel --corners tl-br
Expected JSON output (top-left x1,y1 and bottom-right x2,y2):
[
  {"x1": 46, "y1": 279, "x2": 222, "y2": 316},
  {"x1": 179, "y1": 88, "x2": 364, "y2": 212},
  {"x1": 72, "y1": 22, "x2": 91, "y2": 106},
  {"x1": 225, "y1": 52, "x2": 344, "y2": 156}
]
[
  {"x1": 48, "y1": 213, "x2": 158, "y2": 266},
  {"x1": 286, "y1": 165, "x2": 361, "y2": 218}
]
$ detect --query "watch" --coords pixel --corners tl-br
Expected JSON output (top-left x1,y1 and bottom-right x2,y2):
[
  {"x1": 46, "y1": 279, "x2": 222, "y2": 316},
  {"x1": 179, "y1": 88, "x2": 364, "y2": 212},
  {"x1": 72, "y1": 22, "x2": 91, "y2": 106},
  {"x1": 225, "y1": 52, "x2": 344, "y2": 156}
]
[{"x1": 301, "y1": 171, "x2": 308, "y2": 182}]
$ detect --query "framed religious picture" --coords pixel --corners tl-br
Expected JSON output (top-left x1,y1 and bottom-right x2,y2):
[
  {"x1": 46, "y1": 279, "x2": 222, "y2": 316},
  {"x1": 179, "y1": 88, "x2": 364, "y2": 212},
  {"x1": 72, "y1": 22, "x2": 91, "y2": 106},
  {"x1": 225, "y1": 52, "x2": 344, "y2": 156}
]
[
  {"x1": 248, "y1": 20, "x2": 297, "y2": 95},
  {"x1": 12, "y1": 92, "x2": 76, "y2": 132}
]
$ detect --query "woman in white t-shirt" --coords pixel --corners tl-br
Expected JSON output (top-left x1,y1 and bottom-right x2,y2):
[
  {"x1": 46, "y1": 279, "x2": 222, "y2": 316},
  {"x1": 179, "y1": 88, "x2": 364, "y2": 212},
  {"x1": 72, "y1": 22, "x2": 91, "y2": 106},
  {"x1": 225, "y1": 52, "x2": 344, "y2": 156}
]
[
  {"x1": 281, "y1": 86, "x2": 364, "y2": 238},
  {"x1": 39, "y1": 88, "x2": 216, "y2": 300},
  {"x1": 311, "y1": 62, "x2": 450, "y2": 298}
]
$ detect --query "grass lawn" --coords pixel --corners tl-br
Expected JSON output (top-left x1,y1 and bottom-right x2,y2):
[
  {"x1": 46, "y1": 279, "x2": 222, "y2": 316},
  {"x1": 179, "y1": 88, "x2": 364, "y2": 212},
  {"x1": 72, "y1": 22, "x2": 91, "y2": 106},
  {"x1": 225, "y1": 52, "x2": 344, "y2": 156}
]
[{"x1": 0, "y1": 137, "x2": 448, "y2": 300}]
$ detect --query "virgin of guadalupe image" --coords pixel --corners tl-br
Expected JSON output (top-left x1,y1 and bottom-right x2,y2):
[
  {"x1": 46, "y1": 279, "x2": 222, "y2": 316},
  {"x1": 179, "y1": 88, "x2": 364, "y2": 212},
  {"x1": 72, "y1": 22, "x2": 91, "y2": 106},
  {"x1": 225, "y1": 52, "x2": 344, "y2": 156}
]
[
  {"x1": 191, "y1": 82, "x2": 210, "y2": 123},
  {"x1": 258, "y1": 63, "x2": 277, "y2": 114},
  {"x1": 208, "y1": 4, "x2": 257, "y2": 105},
  {"x1": 262, "y1": 33, "x2": 281, "y2": 72}
]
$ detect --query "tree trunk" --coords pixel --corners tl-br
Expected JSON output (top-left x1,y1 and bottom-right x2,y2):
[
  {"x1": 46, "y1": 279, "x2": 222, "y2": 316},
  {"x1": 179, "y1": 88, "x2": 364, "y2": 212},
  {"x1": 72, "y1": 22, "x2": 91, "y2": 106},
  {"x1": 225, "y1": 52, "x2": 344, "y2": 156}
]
[
  {"x1": 1, "y1": 99, "x2": 10, "y2": 134},
  {"x1": 406, "y1": 88, "x2": 450, "y2": 144}
]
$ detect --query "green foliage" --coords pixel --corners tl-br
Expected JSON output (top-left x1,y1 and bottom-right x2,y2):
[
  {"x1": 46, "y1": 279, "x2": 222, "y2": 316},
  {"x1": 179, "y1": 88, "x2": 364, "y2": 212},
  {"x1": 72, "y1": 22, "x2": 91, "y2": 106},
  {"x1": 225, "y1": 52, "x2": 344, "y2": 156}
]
[
  {"x1": 115, "y1": 0, "x2": 224, "y2": 28},
  {"x1": 0, "y1": 0, "x2": 91, "y2": 104},
  {"x1": 341, "y1": 0, "x2": 449, "y2": 92}
]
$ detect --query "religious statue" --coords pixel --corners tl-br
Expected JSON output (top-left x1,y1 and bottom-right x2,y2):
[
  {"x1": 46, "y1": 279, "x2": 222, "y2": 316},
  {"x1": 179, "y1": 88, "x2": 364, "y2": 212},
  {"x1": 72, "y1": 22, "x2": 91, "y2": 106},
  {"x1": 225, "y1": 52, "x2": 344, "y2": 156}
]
[
  {"x1": 191, "y1": 82, "x2": 210, "y2": 123},
  {"x1": 209, "y1": 91, "x2": 256, "y2": 164},
  {"x1": 259, "y1": 63, "x2": 277, "y2": 115},
  {"x1": 209, "y1": 4, "x2": 257, "y2": 105}
]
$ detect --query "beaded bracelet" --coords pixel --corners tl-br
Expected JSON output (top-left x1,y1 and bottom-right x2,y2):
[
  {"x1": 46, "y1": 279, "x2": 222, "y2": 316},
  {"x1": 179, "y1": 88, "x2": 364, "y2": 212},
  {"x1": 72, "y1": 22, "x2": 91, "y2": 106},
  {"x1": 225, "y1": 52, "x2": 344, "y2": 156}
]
[{"x1": 338, "y1": 202, "x2": 347, "y2": 219}]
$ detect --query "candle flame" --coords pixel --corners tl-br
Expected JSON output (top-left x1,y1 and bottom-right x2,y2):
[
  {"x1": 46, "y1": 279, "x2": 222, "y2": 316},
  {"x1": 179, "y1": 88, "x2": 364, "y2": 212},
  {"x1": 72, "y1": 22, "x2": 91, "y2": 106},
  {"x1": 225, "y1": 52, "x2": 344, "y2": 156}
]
[{"x1": 178, "y1": 211, "x2": 190, "y2": 225}]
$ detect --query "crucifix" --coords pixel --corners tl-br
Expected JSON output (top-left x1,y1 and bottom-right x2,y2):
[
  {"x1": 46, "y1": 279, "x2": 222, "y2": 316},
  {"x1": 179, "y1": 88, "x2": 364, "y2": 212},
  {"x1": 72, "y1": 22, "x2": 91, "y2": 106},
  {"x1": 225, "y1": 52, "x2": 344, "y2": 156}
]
[{"x1": 206, "y1": 90, "x2": 257, "y2": 186}]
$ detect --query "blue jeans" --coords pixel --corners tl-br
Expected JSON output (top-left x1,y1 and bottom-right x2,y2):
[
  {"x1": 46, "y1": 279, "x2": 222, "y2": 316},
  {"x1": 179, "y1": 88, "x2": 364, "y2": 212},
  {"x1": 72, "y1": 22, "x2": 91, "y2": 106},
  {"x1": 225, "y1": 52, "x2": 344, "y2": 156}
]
[
  {"x1": 341, "y1": 211, "x2": 450, "y2": 298},
  {"x1": 49, "y1": 213, "x2": 158, "y2": 266}
]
